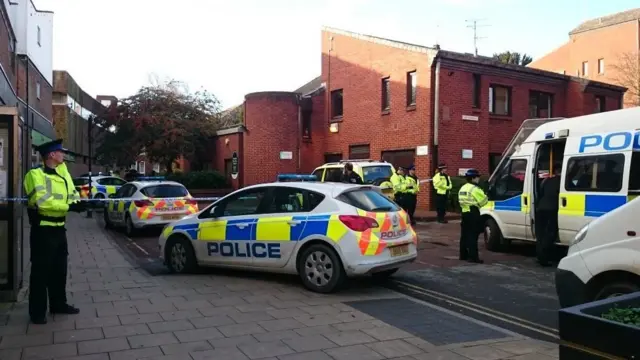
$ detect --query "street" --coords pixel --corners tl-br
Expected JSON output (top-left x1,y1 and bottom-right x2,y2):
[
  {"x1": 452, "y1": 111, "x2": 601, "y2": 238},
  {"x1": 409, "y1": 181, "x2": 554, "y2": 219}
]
[{"x1": 97, "y1": 211, "x2": 563, "y2": 344}]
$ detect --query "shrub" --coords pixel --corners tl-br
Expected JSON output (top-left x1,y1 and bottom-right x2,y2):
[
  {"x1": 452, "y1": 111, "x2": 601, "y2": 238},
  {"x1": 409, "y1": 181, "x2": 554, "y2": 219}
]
[
  {"x1": 166, "y1": 170, "x2": 228, "y2": 189},
  {"x1": 601, "y1": 306, "x2": 640, "y2": 327}
]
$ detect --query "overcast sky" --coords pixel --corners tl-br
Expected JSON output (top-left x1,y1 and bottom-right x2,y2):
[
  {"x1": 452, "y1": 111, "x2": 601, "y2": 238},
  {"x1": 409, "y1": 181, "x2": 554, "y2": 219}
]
[{"x1": 34, "y1": 0, "x2": 639, "y2": 108}]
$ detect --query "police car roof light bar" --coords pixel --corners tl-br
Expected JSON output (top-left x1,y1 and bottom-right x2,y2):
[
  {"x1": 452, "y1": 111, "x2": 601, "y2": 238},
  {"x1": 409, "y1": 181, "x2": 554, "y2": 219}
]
[
  {"x1": 338, "y1": 159, "x2": 375, "y2": 163},
  {"x1": 277, "y1": 174, "x2": 318, "y2": 182},
  {"x1": 137, "y1": 176, "x2": 166, "y2": 181}
]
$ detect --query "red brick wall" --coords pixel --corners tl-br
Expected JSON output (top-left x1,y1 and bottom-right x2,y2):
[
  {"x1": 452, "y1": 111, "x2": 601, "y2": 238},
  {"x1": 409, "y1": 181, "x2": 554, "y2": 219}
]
[
  {"x1": 214, "y1": 132, "x2": 242, "y2": 189},
  {"x1": 243, "y1": 92, "x2": 300, "y2": 185},
  {"x1": 0, "y1": 10, "x2": 16, "y2": 90},
  {"x1": 320, "y1": 30, "x2": 435, "y2": 209},
  {"x1": 17, "y1": 59, "x2": 52, "y2": 120}
]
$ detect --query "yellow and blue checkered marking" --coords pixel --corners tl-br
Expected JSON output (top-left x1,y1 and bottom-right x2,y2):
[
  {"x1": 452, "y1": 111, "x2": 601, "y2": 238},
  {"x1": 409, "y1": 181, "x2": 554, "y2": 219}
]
[
  {"x1": 559, "y1": 193, "x2": 629, "y2": 217},
  {"x1": 92, "y1": 185, "x2": 121, "y2": 197}
]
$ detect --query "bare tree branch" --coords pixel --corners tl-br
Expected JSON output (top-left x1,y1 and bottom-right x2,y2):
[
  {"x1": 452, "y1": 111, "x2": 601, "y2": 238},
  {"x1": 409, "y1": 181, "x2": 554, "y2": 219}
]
[{"x1": 610, "y1": 51, "x2": 640, "y2": 106}]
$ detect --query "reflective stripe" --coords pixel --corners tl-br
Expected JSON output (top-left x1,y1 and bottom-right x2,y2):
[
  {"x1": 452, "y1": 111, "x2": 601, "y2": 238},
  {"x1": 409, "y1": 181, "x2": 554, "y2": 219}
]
[
  {"x1": 35, "y1": 178, "x2": 53, "y2": 206},
  {"x1": 27, "y1": 185, "x2": 44, "y2": 200}
]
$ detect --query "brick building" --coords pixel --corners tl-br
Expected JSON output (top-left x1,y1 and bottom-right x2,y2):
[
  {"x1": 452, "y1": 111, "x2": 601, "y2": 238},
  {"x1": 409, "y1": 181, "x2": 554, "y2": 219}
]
[
  {"x1": 529, "y1": 8, "x2": 640, "y2": 107},
  {"x1": 206, "y1": 27, "x2": 626, "y2": 210}
]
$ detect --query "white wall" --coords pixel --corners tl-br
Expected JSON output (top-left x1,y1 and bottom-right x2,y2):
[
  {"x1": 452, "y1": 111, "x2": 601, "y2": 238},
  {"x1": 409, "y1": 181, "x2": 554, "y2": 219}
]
[{"x1": 10, "y1": 0, "x2": 53, "y2": 85}]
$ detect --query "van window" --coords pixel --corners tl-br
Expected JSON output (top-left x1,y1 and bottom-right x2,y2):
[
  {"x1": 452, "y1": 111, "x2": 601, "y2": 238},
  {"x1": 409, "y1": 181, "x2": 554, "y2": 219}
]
[
  {"x1": 629, "y1": 152, "x2": 640, "y2": 193},
  {"x1": 324, "y1": 168, "x2": 343, "y2": 182},
  {"x1": 491, "y1": 159, "x2": 527, "y2": 201},
  {"x1": 361, "y1": 165, "x2": 393, "y2": 185},
  {"x1": 564, "y1": 154, "x2": 625, "y2": 192},
  {"x1": 312, "y1": 169, "x2": 324, "y2": 181}
]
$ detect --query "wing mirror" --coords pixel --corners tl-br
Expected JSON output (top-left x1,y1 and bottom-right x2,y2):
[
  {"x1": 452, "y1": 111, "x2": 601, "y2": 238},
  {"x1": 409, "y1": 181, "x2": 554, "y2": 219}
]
[
  {"x1": 108, "y1": 194, "x2": 116, "y2": 199},
  {"x1": 209, "y1": 206, "x2": 219, "y2": 217}
]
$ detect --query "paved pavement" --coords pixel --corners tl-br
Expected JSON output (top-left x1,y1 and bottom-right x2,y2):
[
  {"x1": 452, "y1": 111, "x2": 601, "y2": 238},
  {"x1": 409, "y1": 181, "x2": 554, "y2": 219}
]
[{"x1": 0, "y1": 213, "x2": 560, "y2": 360}]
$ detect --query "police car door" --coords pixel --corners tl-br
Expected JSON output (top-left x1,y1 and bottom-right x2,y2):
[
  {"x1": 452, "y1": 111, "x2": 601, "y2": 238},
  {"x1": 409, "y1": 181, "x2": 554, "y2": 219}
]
[
  {"x1": 197, "y1": 187, "x2": 270, "y2": 266},
  {"x1": 486, "y1": 157, "x2": 529, "y2": 239},
  {"x1": 559, "y1": 131, "x2": 632, "y2": 243},
  {"x1": 253, "y1": 186, "x2": 311, "y2": 268},
  {"x1": 108, "y1": 184, "x2": 136, "y2": 224}
]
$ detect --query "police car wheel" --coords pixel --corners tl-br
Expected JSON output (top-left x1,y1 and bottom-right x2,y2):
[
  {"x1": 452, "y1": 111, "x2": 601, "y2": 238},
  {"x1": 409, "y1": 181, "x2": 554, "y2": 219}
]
[
  {"x1": 125, "y1": 214, "x2": 137, "y2": 237},
  {"x1": 594, "y1": 281, "x2": 640, "y2": 301},
  {"x1": 166, "y1": 236, "x2": 197, "y2": 274},
  {"x1": 103, "y1": 210, "x2": 113, "y2": 229},
  {"x1": 484, "y1": 218, "x2": 506, "y2": 252},
  {"x1": 298, "y1": 244, "x2": 345, "y2": 293}
]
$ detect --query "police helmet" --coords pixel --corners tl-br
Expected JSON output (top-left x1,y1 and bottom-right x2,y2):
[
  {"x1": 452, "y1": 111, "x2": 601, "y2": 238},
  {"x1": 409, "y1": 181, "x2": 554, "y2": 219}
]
[{"x1": 464, "y1": 169, "x2": 480, "y2": 178}]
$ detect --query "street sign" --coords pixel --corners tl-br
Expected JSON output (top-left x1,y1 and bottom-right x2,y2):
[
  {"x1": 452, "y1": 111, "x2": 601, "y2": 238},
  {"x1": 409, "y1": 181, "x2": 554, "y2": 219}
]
[{"x1": 231, "y1": 152, "x2": 239, "y2": 179}]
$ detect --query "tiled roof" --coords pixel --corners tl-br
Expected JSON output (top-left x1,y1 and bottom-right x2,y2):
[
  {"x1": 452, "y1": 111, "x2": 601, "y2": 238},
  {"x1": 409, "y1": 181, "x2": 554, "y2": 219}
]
[
  {"x1": 294, "y1": 76, "x2": 323, "y2": 95},
  {"x1": 569, "y1": 8, "x2": 640, "y2": 35}
]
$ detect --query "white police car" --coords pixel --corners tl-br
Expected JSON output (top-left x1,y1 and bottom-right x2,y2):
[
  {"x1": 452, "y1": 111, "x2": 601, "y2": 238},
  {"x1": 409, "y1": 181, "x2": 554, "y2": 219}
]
[{"x1": 158, "y1": 174, "x2": 418, "y2": 293}]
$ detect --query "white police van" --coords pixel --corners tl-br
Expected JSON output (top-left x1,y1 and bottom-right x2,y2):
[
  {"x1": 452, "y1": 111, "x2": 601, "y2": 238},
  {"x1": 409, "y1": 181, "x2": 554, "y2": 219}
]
[{"x1": 481, "y1": 107, "x2": 640, "y2": 251}]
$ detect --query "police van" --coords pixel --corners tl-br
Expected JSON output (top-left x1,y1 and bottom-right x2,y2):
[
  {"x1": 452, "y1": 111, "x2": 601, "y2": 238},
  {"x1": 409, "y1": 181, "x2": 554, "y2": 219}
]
[{"x1": 481, "y1": 107, "x2": 640, "y2": 252}]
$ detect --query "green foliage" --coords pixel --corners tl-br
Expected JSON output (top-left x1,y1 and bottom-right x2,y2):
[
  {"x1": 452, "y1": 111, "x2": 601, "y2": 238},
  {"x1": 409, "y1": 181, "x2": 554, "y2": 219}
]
[
  {"x1": 446, "y1": 176, "x2": 490, "y2": 212},
  {"x1": 601, "y1": 306, "x2": 640, "y2": 327},
  {"x1": 165, "y1": 170, "x2": 228, "y2": 190},
  {"x1": 493, "y1": 51, "x2": 533, "y2": 66}
]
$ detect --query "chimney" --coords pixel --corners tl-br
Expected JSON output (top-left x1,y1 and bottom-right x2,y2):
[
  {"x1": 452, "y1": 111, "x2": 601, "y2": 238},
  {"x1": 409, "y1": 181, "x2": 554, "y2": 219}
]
[{"x1": 434, "y1": 44, "x2": 441, "y2": 50}]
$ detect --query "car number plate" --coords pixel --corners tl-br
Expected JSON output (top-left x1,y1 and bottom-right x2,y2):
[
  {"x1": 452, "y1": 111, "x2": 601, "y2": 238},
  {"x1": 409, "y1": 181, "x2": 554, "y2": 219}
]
[
  {"x1": 162, "y1": 214, "x2": 183, "y2": 221},
  {"x1": 389, "y1": 244, "x2": 409, "y2": 257}
]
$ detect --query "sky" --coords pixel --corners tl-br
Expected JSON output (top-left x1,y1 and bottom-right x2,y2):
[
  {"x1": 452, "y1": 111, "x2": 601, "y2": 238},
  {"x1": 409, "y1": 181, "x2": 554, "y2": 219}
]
[{"x1": 33, "y1": 0, "x2": 640, "y2": 109}]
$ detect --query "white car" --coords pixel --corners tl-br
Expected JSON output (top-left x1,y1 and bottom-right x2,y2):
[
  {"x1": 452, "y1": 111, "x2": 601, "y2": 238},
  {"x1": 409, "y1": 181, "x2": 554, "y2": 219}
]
[
  {"x1": 158, "y1": 175, "x2": 418, "y2": 293},
  {"x1": 104, "y1": 178, "x2": 199, "y2": 236},
  {"x1": 73, "y1": 175, "x2": 127, "y2": 199}
]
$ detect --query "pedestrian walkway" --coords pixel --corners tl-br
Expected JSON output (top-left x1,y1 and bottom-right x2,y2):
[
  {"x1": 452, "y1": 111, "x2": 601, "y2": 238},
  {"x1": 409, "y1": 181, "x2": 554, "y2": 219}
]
[{"x1": 0, "y1": 213, "x2": 559, "y2": 360}]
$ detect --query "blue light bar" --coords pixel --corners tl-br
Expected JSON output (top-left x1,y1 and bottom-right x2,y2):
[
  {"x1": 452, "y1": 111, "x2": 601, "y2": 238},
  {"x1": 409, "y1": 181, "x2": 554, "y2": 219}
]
[
  {"x1": 137, "y1": 176, "x2": 165, "y2": 181},
  {"x1": 277, "y1": 174, "x2": 318, "y2": 182},
  {"x1": 544, "y1": 132, "x2": 554, "y2": 139}
]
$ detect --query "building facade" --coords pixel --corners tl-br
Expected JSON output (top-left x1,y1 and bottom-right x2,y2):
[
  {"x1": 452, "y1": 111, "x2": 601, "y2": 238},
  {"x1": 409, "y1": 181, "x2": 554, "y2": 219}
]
[
  {"x1": 528, "y1": 8, "x2": 640, "y2": 107},
  {"x1": 206, "y1": 27, "x2": 626, "y2": 211}
]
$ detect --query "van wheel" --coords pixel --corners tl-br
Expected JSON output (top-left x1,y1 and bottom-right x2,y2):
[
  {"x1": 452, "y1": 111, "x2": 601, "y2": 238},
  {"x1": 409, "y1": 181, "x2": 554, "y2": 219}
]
[
  {"x1": 484, "y1": 218, "x2": 508, "y2": 252},
  {"x1": 594, "y1": 281, "x2": 640, "y2": 301},
  {"x1": 166, "y1": 236, "x2": 198, "y2": 274},
  {"x1": 298, "y1": 244, "x2": 345, "y2": 293}
]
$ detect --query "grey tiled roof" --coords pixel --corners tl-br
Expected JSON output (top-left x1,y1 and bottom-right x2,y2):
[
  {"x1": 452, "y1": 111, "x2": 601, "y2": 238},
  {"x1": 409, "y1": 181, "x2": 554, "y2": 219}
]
[
  {"x1": 294, "y1": 76, "x2": 322, "y2": 94},
  {"x1": 569, "y1": 8, "x2": 640, "y2": 35}
]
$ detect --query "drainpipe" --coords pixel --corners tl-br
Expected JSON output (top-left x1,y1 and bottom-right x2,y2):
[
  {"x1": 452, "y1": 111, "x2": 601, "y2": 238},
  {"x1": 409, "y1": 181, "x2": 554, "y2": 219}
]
[
  {"x1": 297, "y1": 95, "x2": 302, "y2": 172},
  {"x1": 433, "y1": 58, "x2": 441, "y2": 168}
]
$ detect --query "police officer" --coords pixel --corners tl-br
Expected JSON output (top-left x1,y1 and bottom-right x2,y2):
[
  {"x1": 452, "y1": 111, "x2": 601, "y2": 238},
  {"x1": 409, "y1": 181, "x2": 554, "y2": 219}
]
[
  {"x1": 25, "y1": 139, "x2": 86, "y2": 324},
  {"x1": 432, "y1": 163, "x2": 452, "y2": 223},
  {"x1": 457, "y1": 169, "x2": 488, "y2": 263},
  {"x1": 536, "y1": 164, "x2": 561, "y2": 266},
  {"x1": 390, "y1": 166, "x2": 408, "y2": 212},
  {"x1": 404, "y1": 165, "x2": 419, "y2": 225},
  {"x1": 341, "y1": 162, "x2": 363, "y2": 184}
]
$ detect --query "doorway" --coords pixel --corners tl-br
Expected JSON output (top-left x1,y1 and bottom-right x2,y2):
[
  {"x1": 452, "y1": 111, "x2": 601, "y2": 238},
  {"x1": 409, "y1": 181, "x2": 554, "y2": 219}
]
[{"x1": 531, "y1": 140, "x2": 566, "y2": 240}]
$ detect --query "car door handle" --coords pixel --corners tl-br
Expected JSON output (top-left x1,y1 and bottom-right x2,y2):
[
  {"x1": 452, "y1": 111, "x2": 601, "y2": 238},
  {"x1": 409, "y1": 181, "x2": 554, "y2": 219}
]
[
  {"x1": 287, "y1": 220, "x2": 301, "y2": 226},
  {"x1": 523, "y1": 196, "x2": 528, "y2": 205},
  {"x1": 235, "y1": 224, "x2": 249, "y2": 229},
  {"x1": 561, "y1": 197, "x2": 567, "y2": 207}
]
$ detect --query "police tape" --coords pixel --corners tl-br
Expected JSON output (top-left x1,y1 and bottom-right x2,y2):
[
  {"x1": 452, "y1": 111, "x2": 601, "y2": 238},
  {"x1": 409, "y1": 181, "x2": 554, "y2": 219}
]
[{"x1": 0, "y1": 197, "x2": 222, "y2": 203}]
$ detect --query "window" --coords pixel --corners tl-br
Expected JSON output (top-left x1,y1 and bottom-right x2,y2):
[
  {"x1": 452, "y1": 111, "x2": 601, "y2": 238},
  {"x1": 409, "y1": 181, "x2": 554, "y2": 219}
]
[
  {"x1": 311, "y1": 169, "x2": 324, "y2": 181},
  {"x1": 218, "y1": 188, "x2": 268, "y2": 217},
  {"x1": 115, "y1": 184, "x2": 137, "y2": 198},
  {"x1": 73, "y1": 178, "x2": 90, "y2": 187},
  {"x1": 381, "y1": 149, "x2": 415, "y2": 171},
  {"x1": 349, "y1": 144, "x2": 370, "y2": 159},
  {"x1": 598, "y1": 58, "x2": 604, "y2": 74},
  {"x1": 324, "y1": 153, "x2": 342, "y2": 163},
  {"x1": 565, "y1": 154, "x2": 624, "y2": 192},
  {"x1": 489, "y1": 85, "x2": 510, "y2": 116},
  {"x1": 140, "y1": 185, "x2": 188, "y2": 198},
  {"x1": 109, "y1": 178, "x2": 127, "y2": 186},
  {"x1": 265, "y1": 187, "x2": 324, "y2": 213},
  {"x1": 472, "y1": 74, "x2": 481, "y2": 108},
  {"x1": 302, "y1": 111, "x2": 311, "y2": 139},
  {"x1": 595, "y1": 96, "x2": 606, "y2": 113},
  {"x1": 629, "y1": 152, "x2": 640, "y2": 193},
  {"x1": 490, "y1": 159, "x2": 527, "y2": 201},
  {"x1": 153, "y1": 163, "x2": 160, "y2": 173},
  {"x1": 101, "y1": 99, "x2": 112, "y2": 107},
  {"x1": 529, "y1": 91, "x2": 553, "y2": 118},
  {"x1": 582, "y1": 61, "x2": 588, "y2": 76},
  {"x1": 324, "y1": 168, "x2": 343, "y2": 182},
  {"x1": 381, "y1": 77, "x2": 390, "y2": 111},
  {"x1": 224, "y1": 159, "x2": 233, "y2": 179},
  {"x1": 407, "y1": 71, "x2": 417, "y2": 106},
  {"x1": 37, "y1": 26, "x2": 41, "y2": 46},
  {"x1": 331, "y1": 89, "x2": 343, "y2": 119},
  {"x1": 36, "y1": 81, "x2": 41, "y2": 99},
  {"x1": 337, "y1": 189, "x2": 400, "y2": 212},
  {"x1": 489, "y1": 153, "x2": 502, "y2": 173},
  {"x1": 138, "y1": 161, "x2": 145, "y2": 174},
  {"x1": 361, "y1": 165, "x2": 393, "y2": 185}
]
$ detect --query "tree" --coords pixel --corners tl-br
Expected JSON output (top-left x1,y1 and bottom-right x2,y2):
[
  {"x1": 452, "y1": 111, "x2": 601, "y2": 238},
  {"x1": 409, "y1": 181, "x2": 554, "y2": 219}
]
[
  {"x1": 611, "y1": 51, "x2": 640, "y2": 107},
  {"x1": 95, "y1": 79, "x2": 223, "y2": 173},
  {"x1": 493, "y1": 51, "x2": 533, "y2": 66}
]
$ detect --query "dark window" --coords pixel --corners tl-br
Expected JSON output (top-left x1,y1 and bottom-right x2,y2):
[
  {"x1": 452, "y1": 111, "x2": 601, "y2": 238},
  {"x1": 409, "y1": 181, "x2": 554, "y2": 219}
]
[
  {"x1": 324, "y1": 153, "x2": 342, "y2": 163},
  {"x1": 629, "y1": 152, "x2": 640, "y2": 193},
  {"x1": 489, "y1": 85, "x2": 511, "y2": 116},
  {"x1": 407, "y1": 71, "x2": 417, "y2": 106},
  {"x1": 472, "y1": 74, "x2": 481, "y2": 108},
  {"x1": 361, "y1": 165, "x2": 393, "y2": 185},
  {"x1": 311, "y1": 169, "x2": 324, "y2": 181},
  {"x1": 595, "y1": 96, "x2": 606, "y2": 113},
  {"x1": 529, "y1": 91, "x2": 553, "y2": 118},
  {"x1": 337, "y1": 189, "x2": 400, "y2": 212},
  {"x1": 97, "y1": 177, "x2": 126, "y2": 186},
  {"x1": 140, "y1": 185, "x2": 189, "y2": 198},
  {"x1": 331, "y1": 89, "x2": 343, "y2": 119},
  {"x1": 565, "y1": 154, "x2": 625, "y2": 192},
  {"x1": 349, "y1": 144, "x2": 370, "y2": 159},
  {"x1": 381, "y1": 149, "x2": 415, "y2": 170},
  {"x1": 381, "y1": 77, "x2": 390, "y2": 111},
  {"x1": 324, "y1": 168, "x2": 343, "y2": 182},
  {"x1": 224, "y1": 159, "x2": 233, "y2": 179},
  {"x1": 490, "y1": 159, "x2": 527, "y2": 201},
  {"x1": 265, "y1": 187, "x2": 325, "y2": 213},
  {"x1": 219, "y1": 188, "x2": 269, "y2": 217},
  {"x1": 73, "y1": 178, "x2": 90, "y2": 186},
  {"x1": 302, "y1": 111, "x2": 311, "y2": 139},
  {"x1": 489, "y1": 153, "x2": 502, "y2": 173},
  {"x1": 115, "y1": 184, "x2": 136, "y2": 198}
]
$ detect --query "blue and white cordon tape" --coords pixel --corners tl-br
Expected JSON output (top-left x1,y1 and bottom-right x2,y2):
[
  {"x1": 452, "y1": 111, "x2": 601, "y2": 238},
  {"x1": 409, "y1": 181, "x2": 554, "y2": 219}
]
[{"x1": 0, "y1": 197, "x2": 222, "y2": 203}]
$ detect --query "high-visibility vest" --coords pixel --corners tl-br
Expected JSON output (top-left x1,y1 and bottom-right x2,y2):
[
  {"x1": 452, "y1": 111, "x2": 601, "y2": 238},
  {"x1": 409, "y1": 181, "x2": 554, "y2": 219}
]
[
  {"x1": 432, "y1": 172, "x2": 452, "y2": 195},
  {"x1": 458, "y1": 182, "x2": 488, "y2": 213},
  {"x1": 390, "y1": 173, "x2": 407, "y2": 194},
  {"x1": 24, "y1": 162, "x2": 80, "y2": 226},
  {"x1": 405, "y1": 176, "x2": 419, "y2": 195}
]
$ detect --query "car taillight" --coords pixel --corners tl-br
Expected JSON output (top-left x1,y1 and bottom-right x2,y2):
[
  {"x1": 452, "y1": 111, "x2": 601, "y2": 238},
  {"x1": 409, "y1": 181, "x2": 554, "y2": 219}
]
[
  {"x1": 339, "y1": 215, "x2": 378, "y2": 232},
  {"x1": 185, "y1": 199, "x2": 197, "y2": 205},
  {"x1": 134, "y1": 200, "x2": 153, "y2": 207}
]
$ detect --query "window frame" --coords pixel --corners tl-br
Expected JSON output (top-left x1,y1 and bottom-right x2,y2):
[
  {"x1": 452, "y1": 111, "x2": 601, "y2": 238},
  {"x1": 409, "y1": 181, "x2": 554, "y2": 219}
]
[
  {"x1": 489, "y1": 84, "x2": 511, "y2": 116},
  {"x1": 381, "y1": 77, "x2": 391, "y2": 111},
  {"x1": 595, "y1": 95, "x2": 606, "y2": 113},
  {"x1": 406, "y1": 71, "x2": 417, "y2": 106},
  {"x1": 629, "y1": 152, "x2": 640, "y2": 194},
  {"x1": 263, "y1": 186, "x2": 326, "y2": 214},
  {"x1": 564, "y1": 153, "x2": 625, "y2": 193},
  {"x1": 490, "y1": 158, "x2": 528, "y2": 201},
  {"x1": 529, "y1": 90, "x2": 554, "y2": 118},
  {"x1": 199, "y1": 187, "x2": 271, "y2": 219},
  {"x1": 598, "y1": 58, "x2": 604, "y2": 74},
  {"x1": 349, "y1": 144, "x2": 370, "y2": 160},
  {"x1": 311, "y1": 168, "x2": 324, "y2": 181},
  {"x1": 472, "y1": 74, "x2": 481, "y2": 108},
  {"x1": 302, "y1": 110, "x2": 311, "y2": 139},
  {"x1": 582, "y1": 61, "x2": 588, "y2": 76},
  {"x1": 330, "y1": 89, "x2": 343, "y2": 119}
]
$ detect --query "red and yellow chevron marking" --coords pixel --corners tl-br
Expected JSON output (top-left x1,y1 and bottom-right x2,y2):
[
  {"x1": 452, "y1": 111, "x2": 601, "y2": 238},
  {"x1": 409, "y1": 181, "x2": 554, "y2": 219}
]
[
  {"x1": 79, "y1": 185, "x2": 90, "y2": 199},
  {"x1": 354, "y1": 209, "x2": 413, "y2": 256},
  {"x1": 137, "y1": 206, "x2": 153, "y2": 220}
]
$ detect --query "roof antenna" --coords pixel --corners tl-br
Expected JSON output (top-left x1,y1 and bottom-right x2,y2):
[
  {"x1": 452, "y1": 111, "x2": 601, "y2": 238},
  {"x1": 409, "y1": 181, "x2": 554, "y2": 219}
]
[{"x1": 465, "y1": 19, "x2": 489, "y2": 56}]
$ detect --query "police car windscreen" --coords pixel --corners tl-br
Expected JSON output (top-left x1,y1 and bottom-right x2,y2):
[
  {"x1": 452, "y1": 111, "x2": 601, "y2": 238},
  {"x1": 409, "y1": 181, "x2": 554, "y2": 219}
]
[
  {"x1": 140, "y1": 185, "x2": 189, "y2": 198},
  {"x1": 362, "y1": 166, "x2": 393, "y2": 184},
  {"x1": 73, "y1": 178, "x2": 90, "y2": 186},
  {"x1": 337, "y1": 189, "x2": 400, "y2": 212}
]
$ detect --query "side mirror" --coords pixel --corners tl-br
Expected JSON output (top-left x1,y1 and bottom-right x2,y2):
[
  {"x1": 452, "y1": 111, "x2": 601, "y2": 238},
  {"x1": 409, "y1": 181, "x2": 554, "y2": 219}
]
[
  {"x1": 108, "y1": 194, "x2": 116, "y2": 199},
  {"x1": 209, "y1": 206, "x2": 219, "y2": 217}
]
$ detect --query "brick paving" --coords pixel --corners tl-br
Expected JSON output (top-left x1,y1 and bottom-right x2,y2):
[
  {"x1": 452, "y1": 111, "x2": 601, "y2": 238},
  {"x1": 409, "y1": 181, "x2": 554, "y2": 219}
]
[{"x1": 0, "y1": 213, "x2": 559, "y2": 359}]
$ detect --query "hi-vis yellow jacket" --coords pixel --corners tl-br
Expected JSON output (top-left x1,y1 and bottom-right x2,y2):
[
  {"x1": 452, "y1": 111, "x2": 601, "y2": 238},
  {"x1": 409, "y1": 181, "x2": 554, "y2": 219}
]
[
  {"x1": 432, "y1": 171, "x2": 453, "y2": 195},
  {"x1": 24, "y1": 162, "x2": 81, "y2": 226}
]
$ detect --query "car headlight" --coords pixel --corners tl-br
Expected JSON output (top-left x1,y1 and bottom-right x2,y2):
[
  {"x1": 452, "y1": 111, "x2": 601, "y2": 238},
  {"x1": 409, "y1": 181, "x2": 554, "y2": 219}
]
[{"x1": 571, "y1": 224, "x2": 589, "y2": 246}]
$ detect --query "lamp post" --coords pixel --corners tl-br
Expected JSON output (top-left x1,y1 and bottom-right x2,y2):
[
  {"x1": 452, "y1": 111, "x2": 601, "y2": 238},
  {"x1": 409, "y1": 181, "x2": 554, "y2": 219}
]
[{"x1": 86, "y1": 114, "x2": 93, "y2": 218}]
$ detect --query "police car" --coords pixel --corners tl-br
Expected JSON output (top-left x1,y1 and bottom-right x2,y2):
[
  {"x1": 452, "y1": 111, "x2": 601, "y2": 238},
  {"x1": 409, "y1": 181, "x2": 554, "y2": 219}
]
[
  {"x1": 104, "y1": 177, "x2": 199, "y2": 236},
  {"x1": 311, "y1": 159, "x2": 396, "y2": 200},
  {"x1": 73, "y1": 174, "x2": 127, "y2": 199},
  {"x1": 158, "y1": 174, "x2": 418, "y2": 293}
]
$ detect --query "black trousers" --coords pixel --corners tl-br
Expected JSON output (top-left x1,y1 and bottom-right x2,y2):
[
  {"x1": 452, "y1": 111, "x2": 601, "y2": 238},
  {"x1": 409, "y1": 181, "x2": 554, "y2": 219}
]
[
  {"x1": 436, "y1": 194, "x2": 448, "y2": 222},
  {"x1": 406, "y1": 194, "x2": 417, "y2": 224},
  {"x1": 536, "y1": 210, "x2": 558, "y2": 263},
  {"x1": 460, "y1": 208, "x2": 481, "y2": 261},
  {"x1": 29, "y1": 225, "x2": 69, "y2": 319},
  {"x1": 395, "y1": 193, "x2": 408, "y2": 212}
]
